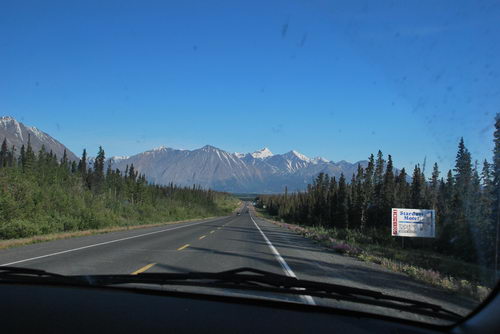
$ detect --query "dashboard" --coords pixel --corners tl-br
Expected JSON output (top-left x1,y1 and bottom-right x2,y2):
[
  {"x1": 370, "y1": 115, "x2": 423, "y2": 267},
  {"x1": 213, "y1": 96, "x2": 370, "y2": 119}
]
[{"x1": 4, "y1": 282, "x2": 497, "y2": 333}]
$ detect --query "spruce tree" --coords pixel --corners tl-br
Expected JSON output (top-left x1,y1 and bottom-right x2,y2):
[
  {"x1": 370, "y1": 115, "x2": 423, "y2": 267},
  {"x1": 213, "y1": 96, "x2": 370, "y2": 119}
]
[
  {"x1": 8, "y1": 145, "x2": 16, "y2": 167},
  {"x1": 77, "y1": 149, "x2": 87, "y2": 176},
  {"x1": 18, "y1": 145, "x2": 24, "y2": 168},
  {"x1": 24, "y1": 135, "x2": 36, "y2": 172},
  {"x1": 87, "y1": 146, "x2": 106, "y2": 193},
  {"x1": 373, "y1": 150, "x2": 385, "y2": 213},
  {"x1": 395, "y1": 168, "x2": 409, "y2": 208},
  {"x1": 328, "y1": 176, "x2": 338, "y2": 226},
  {"x1": 480, "y1": 161, "x2": 494, "y2": 250},
  {"x1": 374, "y1": 150, "x2": 385, "y2": 186},
  {"x1": 410, "y1": 165, "x2": 424, "y2": 208},
  {"x1": 61, "y1": 149, "x2": 68, "y2": 168},
  {"x1": 362, "y1": 154, "x2": 375, "y2": 226},
  {"x1": 452, "y1": 138, "x2": 475, "y2": 261},
  {"x1": 454, "y1": 137, "x2": 473, "y2": 198},
  {"x1": 0, "y1": 138, "x2": 8, "y2": 167},
  {"x1": 429, "y1": 162, "x2": 440, "y2": 209},
  {"x1": 492, "y1": 113, "x2": 500, "y2": 271},
  {"x1": 336, "y1": 173, "x2": 349, "y2": 229},
  {"x1": 352, "y1": 164, "x2": 365, "y2": 229},
  {"x1": 380, "y1": 155, "x2": 395, "y2": 230}
]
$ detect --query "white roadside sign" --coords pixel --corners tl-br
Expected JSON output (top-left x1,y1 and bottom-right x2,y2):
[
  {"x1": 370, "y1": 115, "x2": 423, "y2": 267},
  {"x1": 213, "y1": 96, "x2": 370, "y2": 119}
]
[{"x1": 391, "y1": 208, "x2": 435, "y2": 238}]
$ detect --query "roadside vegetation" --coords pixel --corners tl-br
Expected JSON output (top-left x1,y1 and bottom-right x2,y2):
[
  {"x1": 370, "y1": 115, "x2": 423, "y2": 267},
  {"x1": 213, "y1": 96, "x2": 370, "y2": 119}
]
[
  {"x1": 257, "y1": 114, "x2": 500, "y2": 301},
  {"x1": 0, "y1": 142, "x2": 238, "y2": 240}
]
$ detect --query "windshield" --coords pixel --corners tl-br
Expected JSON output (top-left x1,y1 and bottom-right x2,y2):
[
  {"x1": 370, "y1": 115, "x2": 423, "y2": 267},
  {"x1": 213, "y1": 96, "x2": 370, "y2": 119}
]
[{"x1": 0, "y1": 0, "x2": 499, "y2": 326}]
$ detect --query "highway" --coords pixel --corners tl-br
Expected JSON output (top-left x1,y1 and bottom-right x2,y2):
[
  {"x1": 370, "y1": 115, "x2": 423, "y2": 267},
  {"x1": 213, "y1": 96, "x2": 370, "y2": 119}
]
[{"x1": 0, "y1": 203, "x2": 475, "y2": 320}]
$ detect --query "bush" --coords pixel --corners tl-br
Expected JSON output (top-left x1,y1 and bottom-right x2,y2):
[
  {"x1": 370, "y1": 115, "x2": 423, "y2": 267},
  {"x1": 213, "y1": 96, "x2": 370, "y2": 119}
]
[{"x1": 0, "y1": 220, "x2": 40, "y2": 239}]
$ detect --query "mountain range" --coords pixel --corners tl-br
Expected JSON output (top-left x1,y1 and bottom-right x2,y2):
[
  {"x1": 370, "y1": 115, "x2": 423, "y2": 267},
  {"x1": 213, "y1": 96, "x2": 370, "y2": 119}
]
[
  {"x1": 0, "y1": 116, "x2": 78, "y2": 161},
  {"x1": 0, "y1": 116, "x2": 367, "y2": 193},
  {"x1": 108, "y1": 146, "x2": 368, "y2": 193}
]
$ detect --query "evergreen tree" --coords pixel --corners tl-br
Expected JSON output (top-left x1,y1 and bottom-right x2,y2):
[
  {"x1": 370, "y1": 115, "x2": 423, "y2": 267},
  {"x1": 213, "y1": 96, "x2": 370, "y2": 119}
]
[
  {"x1": 429, "y1": 162, "x2": 440, "y2": 210},
  {"x1": 257, "y1": 114, "x2": 499, "y2": 266},
  {"x1": 492, "y1": 114, "x2": 500, "y2": 271},
  {"x1": 380, "y1": 155, "x2": 395, "y2": 230},
  {"x1": 349, "y1": 171, "x2": 361, "y2": 229},
  {"x1": 368, "y1": 150, "x2": 386, "y2": 228},
  {"x1": 24, "y1": 134, "x2": 36, "y2": 172},
  {"x1": 92, "y1": 146, "x2": 106, "y2": 192},
  {"x1": 454, "y1": 137, "x2": 473, "y2": 198},
  {"x1": 60, "y1": 149, "x2": 68, "y2": 169},
  {"x1": 71, "y1": 161, "x2": 77, "y2": 174},
  {"x1": 374, "y1": 150, "x2": 385, "y2": 186},
  {"x1": 0, "y1": 138, "x2": 8, "y2": 167},
  {"x1": 351, "y1": 164, "x2": 364, "y2": 229},
  {"x1": 328, "y1": 176, "x2": 338, "y2": 226},
  {"x1": 410, "y1": 165, "x2": 424, "y2": 208},
  {"x1": 362, "y1": 154, "x2": 375, "y2": 227},
  {"x1": 395, "y1": 168, "x2": 410, "y2": 208},
  {"x1": 18, "y1": 144, "x2": 26, "y2": 168},
  {"x1": 336, "y1": 173, "x2": 349, "y2": 229},
  {"x1": 480, "y1": 161, "x2": 494, "y2": 249},
  {"x1": 128, "y1": 164, "x2": 137, "y2": 182},
  {"x1": 8, "y1": 145, "x2": 16, "y2": 167},
  {"x1": 438, "y1": 170, "x2": 456, "y2": 243},
  {"x1": 106, "y1": 162, "x2": 112, "y2": 178},
  {"x1": 77, "y1": 149, "x2": 87, "y2": 176},
  {"x1": 451, "y1": 138, "x2": 475, "y2": 261}
]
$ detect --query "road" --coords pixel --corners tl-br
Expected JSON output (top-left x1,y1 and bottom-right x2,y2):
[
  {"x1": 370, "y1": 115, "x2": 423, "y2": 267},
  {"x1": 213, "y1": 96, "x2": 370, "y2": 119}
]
[{"x1": 0, "y1": 203, "x2": 476, "y2": 322}]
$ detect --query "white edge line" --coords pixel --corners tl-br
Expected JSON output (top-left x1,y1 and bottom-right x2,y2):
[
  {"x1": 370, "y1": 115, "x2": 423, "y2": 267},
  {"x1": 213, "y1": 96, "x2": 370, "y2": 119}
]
[
  {"x1": 0, "y1": 218, "x2": 221, "y2": 267},
  {"x1": 250, "y1": 214, "x2": 316, "y2": 306}
]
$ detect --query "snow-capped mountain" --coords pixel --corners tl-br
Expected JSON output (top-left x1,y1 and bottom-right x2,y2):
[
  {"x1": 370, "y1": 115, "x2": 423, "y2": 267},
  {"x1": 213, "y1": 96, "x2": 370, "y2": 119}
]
[
  {"x1": 251, "y1": 148, "x2": 274, "y2": 159},
  {"x1": 0, "y1": 116, "x2": 78, "y2": 161},
  {"x1": 311, "y1": 157, "x2": 330, "y2": 164},
  {"x1": 109, "y1": 145, "x2": 368, "y2": 193},
  {"x1": 1, "y1": 116, "x2": 372, "y2": 193}
]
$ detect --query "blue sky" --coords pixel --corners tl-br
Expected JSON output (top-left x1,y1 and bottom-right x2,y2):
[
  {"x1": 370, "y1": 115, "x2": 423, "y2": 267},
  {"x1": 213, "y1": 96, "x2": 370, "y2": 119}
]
[{"x1": 1, "y1": 0, "x2": 499, "y2": 174}]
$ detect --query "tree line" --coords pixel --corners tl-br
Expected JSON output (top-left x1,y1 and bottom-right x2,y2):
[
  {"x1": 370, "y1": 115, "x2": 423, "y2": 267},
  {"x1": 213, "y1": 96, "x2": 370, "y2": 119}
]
[
  {"x1": 257, "y1": 114, "x2": 500, "y2": 267},
  {"x1": 0, "y1": 138, "x2": 235, "y2": 239}
]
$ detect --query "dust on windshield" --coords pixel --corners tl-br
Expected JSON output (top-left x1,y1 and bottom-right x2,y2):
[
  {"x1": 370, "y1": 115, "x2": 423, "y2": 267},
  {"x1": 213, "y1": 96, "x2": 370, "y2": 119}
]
[{"x1": 0, "y1": 0, "x2": 499, "y2": 325}]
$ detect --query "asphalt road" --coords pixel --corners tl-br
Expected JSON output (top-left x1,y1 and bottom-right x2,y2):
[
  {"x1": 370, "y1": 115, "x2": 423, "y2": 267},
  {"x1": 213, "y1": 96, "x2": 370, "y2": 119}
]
[{"x1": 0, "y1": 203, "x2": 477, "y2": 322}]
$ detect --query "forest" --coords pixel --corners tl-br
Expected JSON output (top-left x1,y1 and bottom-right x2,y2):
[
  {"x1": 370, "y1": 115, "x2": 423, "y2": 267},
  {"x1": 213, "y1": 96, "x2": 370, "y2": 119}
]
[
  {"x1": 0, "y1": 142, "x2": 237, "y2": 240},
  {"x1": 257, "y1": 114, "x2": 500, "y2": 271}
]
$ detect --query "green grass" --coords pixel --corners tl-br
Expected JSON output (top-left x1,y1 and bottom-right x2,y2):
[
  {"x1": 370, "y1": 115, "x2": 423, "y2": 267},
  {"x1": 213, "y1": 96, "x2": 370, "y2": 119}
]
[
  {"x1": 0, "y1": 195, "x2": 240, "y2": 250},
  {"x1": 0, "y1": 216, "x2": 221, "y2": 250}
]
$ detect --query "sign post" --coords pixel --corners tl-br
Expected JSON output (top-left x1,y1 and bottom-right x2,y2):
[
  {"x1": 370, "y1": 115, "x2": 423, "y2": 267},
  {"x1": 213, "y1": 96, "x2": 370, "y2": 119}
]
[{"x1": 391, "y1": 208, "x2": 436, "y2": 239}]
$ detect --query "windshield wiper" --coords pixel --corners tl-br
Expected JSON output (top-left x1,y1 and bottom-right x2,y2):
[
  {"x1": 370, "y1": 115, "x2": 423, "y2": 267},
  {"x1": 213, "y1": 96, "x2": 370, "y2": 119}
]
[
  {"x1": 0, "y1": 266, "x2": 78, "y2": 285},
  {"x1": 0, "y1": 266, "x2": 65, "y2": 278},
  {"x1": 0, "y1": 266, "x2": 462, "y2": 321},
  {"x1": 76, "y1": 267, "x2": 462, "y2": 321}
]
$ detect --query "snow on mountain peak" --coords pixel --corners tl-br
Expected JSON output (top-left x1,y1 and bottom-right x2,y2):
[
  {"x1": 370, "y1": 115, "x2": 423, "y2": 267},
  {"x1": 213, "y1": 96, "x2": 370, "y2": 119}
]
[
  {"x1": 288, "y1": 150, "x2": 310, "y2": 162},
  {"x1": 251, "y1": 147, "x2": 273, "y2": 159},
  {"x1": 201, "y1": 145, "x2": 221, "y2": 151},
  {"x1": 145, "y1": 146, "x2": 170, "y2": 154},
  {"x1": 312, "y1": 157, "x2": 330, "y2": 164},
  {"x1": 0, "y1": 116, "x2": 17, "y2": 123},
  {"x1": 29, "y1": 126, "x2": 49, "y2": 141},
  {"x1": 234, "y1": 152, "x2": 246, "y2": 158},
  {"x1": 0, "y1": 116, "x2": 20, "y2": 128},
  {"x1": 0, "y1": 115, "x2": 23, "y2": 141}
]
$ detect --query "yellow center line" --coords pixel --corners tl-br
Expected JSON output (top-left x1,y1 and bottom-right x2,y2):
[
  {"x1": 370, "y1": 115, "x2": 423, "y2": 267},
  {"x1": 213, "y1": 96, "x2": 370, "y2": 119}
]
[
  {"x1": 131, "y1": 263, "x2": 156, "y2": 275},
  {"x1": 210, "y1": 230, "x2": 215, "y2": 234},
  {"x1": 177, "y1": 244, "x2": 190, "y2": 251},
  {"x1": 199, "y1": 235, "x2": 206, "y2": 240}
]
